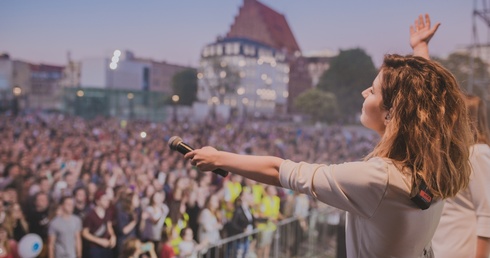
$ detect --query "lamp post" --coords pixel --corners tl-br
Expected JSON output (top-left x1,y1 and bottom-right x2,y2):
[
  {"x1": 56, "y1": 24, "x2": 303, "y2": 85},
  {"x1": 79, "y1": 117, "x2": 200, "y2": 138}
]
[
  {"x1": 12, "y1": 86, "x2": 22, "y2": 117},
  {"x1": 75, "y1": 89, "x2": 84, "y2": 116},
  {"x1": 110, "y1": 50, "x2": 121, "y2": 117},
  {"x1": 172, "y1": 94, "x2": 179, "y2": 122},
  {"x1": 242, "y1": 97, "x2": 249, "y2": 118},
  {"x1": 210, "y1": 96, "x2": 219, "y2": 120},
  {"x1": 127, "y1": 92, "x2": 134, "y2": 119}
]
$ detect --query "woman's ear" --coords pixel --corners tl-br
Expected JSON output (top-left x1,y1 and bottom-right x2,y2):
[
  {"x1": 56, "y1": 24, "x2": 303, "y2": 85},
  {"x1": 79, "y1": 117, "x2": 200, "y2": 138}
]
[{"x1": 384, "y1": 108, "x2": 393, "y2": 125}]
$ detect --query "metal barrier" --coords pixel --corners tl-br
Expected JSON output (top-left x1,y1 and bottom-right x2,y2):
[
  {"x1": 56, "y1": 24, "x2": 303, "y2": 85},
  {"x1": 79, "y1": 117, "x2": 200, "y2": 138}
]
[{"x1": 197, "y1": 208, "x2": 340, "y2": 258}]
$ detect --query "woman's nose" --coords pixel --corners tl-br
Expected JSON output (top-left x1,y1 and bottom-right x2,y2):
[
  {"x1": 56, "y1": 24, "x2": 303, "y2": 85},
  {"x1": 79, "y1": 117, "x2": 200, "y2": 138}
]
[{"x1": 361, "y1": 88, "x2": 369, "y2": 98}]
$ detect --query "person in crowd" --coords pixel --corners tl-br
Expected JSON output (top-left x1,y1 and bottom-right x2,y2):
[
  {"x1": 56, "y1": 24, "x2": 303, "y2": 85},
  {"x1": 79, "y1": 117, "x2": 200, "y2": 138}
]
[
  {"x1": 177, "y1": 227, "x2": 207, "y2": 258},
  {"x1": 0, "y1": 198, "x2": 5, "y2": 226},
  {"x1": 0, "y1": 163, "x2": 21, "y2": 190},
  {"x1": 26, "y1": 192, "x2": 50, "y2": 258},
  {"x1": 48, "y1": 196, "x2": 82, "y2": 258},
  {"x1": 159, "y1": 231, "x2": 176, "y2": 258},
  {"x1": 115, "y1": 191, "x2": 142, "y2": 255},
  {"x1": 225, "y1": 188, "x2": 255, "y2": 258},
  {"x1": 183, "y1": 189, "x2": 200, "y2": 243},
  {"x1": 184, "y1": 14, "x2": 474, "y2": 257},
  {"x1": 408, "y1": 14, "x2": 490, "y2": 258},
  {"x1": 82, "y1": 189, "x2": 116, "y2": 258},
  {"x1": 291, "y1": 191, "x2": 310, "y2": 257},
  {"x1": 119, "y1": 237, "x2": 157, "y2": 258},
  {"x1": 139, "y1": 185, "x2": 155, "y2": 211},
  {"x1": 256, "y1": 185, "x2": 282, "y2": 258},
  {"x1": 140, "y1": 191, "x2": 168, "y2": 250},
  {"x1": 72, "y1": 187, "x2": 91, "y2": 221},
  {"x1": 431, "y1": 94, "x2": 490, "y2": 258},
  {"x1": 197, "y1": 195, "x2": 222, "y2": 257},
  {"x1": 0, "y1": 225, "x2": 19, "y2": 258},
  {"x1": 195, "y1": 173, "x2": 213, "y2": 209},
  {"x1": 3, "y1": 203, "x2": 28, "y2": 242},
  {"x1": 168, "y1": 177, "x2": 189, "y2": 226},
  {"x1": 222, "y1": 174, "x2": 243, "y2": 222}
]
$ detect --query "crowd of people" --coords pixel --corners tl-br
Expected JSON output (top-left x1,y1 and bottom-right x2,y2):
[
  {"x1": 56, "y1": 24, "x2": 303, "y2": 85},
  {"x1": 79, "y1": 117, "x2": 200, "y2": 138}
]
[{"x1": 0, "y1": 112, "x2": 377, "y2": 258}]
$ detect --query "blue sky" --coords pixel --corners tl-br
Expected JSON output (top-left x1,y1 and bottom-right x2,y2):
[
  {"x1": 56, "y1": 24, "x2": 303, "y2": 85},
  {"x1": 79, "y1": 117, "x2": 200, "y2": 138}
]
[{"x1": 0, "y1": 1, "x2": 474, "y2": 68}]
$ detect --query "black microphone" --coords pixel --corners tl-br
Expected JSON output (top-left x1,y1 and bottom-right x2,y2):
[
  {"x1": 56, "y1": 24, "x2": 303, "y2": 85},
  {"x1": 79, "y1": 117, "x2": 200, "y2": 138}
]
[{"x1": 168, "y1": 136, "x2": 228, "y2": 177}]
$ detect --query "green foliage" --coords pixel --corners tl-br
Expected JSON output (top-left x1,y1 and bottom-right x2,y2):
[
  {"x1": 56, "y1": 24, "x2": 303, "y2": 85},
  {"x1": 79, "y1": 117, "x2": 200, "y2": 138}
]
[
  {"x1": 172, "y1": 68, "x2": 198, "y2": 106},
  {"x1": 434, "y1": 52, "x2": 490, "y2": 96},
  {"x1": 294, "y1": 88, "x2": 338, "y2": 122},
  {"x1": 316, "y1": 48, "x2": 377, "y2": 122}
]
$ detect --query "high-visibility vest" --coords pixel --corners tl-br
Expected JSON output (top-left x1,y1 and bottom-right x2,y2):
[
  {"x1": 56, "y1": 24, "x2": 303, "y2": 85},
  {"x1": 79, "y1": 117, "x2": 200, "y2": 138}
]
[
  {"x1": 165, "y1": 213, "x2": 189, "y2": 238},
  {"x1": 243, "y1": 185, "x2": 264, "y2": 215},
  {"x1": 257, "y1": 195, "x2": 281, "y2": 230},
  {"x1": 223, "y1": 182, "x2": 242, "y2": 219},
  {"x1": 170, "y1": 236, "x2": 182, "y2": 255},
  {"x1": 227, "y1": 181, "x2": 242, "y2": 203},
  {"x1": 252, "y1": 184, "x2": 264, "y2": 206},
  {"x1": 167, "y1": 213, "x2": 189, "y2": 255}
]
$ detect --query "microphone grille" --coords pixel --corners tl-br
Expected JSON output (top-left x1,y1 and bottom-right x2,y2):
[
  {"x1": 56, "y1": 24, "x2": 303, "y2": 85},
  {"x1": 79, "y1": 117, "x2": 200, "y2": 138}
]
[{"x1": 168, "y1": 136, "x2": 182, "y2": 150}]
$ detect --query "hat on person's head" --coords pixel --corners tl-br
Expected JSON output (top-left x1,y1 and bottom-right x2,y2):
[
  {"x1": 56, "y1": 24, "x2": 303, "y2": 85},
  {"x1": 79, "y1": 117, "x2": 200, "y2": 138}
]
[{"x1": 94, "y1": 189, "x2": 106, "y2": 202}]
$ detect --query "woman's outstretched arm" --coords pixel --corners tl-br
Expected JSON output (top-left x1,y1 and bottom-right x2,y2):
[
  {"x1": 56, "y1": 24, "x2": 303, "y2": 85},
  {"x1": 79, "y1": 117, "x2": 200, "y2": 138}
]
[{"x1": 185, "y1": 146, "x2": 284, "y2": 186}]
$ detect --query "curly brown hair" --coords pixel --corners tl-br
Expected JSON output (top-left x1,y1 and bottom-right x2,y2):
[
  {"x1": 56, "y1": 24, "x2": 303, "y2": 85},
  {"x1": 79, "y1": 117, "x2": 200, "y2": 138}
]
[
  {"x1": 367, "y1": 54, "x2": 473, "y2": 199},
  {"x1": 464, "y1": 94, "x2": 490, "y2": 145}
]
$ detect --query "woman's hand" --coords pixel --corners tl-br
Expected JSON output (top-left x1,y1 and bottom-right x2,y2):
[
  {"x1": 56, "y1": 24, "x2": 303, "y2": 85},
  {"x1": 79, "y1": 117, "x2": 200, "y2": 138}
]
[
  {"x1": 185, "y1": 146, "x2": 220, "y2": 172},
  {"x1": 410, "y1": 14, "x2": 440, "y2": 54}
]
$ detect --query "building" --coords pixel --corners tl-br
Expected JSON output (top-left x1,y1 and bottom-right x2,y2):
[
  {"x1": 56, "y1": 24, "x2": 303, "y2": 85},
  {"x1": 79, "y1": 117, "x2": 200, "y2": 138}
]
[
  {"x1": 146, "y1": 60, "x2": 191, "y2": 94},
  {"x1": 303, "y1": 49, "x2": 337, "y2": 87},
  {"x1": 80, "y1": 50, "x2": 151, "y2": 91},
  {"x1": 80, "y1": 50, "x2": 192, "y2": 93},
  {"x1": 198, "y1": 37, "x2": 290, "y2": 116},
  {"x1": 0, "y1": 53, "x2": 64, "y2": 111},
  {"x1": 197, "y1": 0, "x2": 312, "y2": 117},
  {"x1": 29, "y1": 63, "x2": 64, "y2": 110}
]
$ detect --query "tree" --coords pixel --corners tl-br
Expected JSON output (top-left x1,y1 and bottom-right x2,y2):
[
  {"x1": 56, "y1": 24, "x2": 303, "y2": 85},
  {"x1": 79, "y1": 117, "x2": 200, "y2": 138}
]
[
  {"x1": 316, "y1": 48, "x2": 377, "y2": 122},
  {"x1": 172, "y1": 68, "x2": 198, "y2": 106},
  {"x1": 434, "y1": 52, "x2": 490, "y2": 97},
  {"x1": 294, "y1": 88, "x2": 338, "y2": 123}
]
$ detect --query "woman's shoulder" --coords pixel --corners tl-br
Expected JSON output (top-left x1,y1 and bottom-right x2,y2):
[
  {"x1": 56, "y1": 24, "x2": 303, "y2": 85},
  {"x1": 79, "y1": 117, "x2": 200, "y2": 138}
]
[
  {"x1": 337, "y1": 157, "x2": 394, "y2": 176},
  {"x1": 471, "y1": 143, "x2": 490, "y2": 155}
]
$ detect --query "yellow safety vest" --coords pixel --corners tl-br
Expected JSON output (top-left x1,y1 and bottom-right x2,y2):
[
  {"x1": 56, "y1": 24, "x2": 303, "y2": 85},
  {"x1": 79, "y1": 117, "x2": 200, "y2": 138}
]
[
  {"x1": 252, "y1": 184, "x2": 265, "y2": 206},
  {"x1": 223, "y1": 182, "x2": 242, "y2": 220},
  {"x1": 257, "y1": 195, "x2": 281, "y2": 230},
  {"x1": 170, "y1": 236, "x2": 182, "y2": 255}
]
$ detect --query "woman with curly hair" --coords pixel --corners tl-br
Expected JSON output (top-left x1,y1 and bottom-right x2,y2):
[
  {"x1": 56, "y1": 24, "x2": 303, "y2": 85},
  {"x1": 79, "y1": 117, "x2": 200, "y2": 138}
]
[{"x1": 184, "y1": 15, "x2": 473, "y2": 257}]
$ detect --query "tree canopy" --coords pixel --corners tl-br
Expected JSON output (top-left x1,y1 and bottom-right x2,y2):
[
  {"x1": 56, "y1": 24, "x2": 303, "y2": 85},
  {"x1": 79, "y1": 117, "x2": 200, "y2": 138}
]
[
  {"x1": 316, "y1": 48, "x2": 377, "y2": 122},
  {"x1": 171, "y1": 68, "x2": 198, "y2": 106},
  {"x1": 434, "y1": 52, "x2": 490, "y2": 97},
  {"x1": 294, "y1": 88, "x2": 338, "y2": 123}
]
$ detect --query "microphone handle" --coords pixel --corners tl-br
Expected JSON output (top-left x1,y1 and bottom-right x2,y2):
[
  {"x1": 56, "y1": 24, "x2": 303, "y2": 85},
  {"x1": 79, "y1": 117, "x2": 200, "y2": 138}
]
[
  {"x1": 211, "y1": 168, "x2": 229, "y2": 177},
  {"x1": 176, "y1": 142, "x2": 229, "y2": 177}
]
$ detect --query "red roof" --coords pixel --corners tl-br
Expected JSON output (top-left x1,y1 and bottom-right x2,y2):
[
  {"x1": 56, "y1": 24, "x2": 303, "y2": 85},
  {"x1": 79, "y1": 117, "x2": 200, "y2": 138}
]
[{"x1": 226, "y1": 0, "x2": 300, "y2": 54}]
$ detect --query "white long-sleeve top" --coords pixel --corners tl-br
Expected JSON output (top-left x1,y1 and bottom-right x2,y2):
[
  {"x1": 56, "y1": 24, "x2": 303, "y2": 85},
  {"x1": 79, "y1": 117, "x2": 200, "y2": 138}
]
[
  {"x1": 432, "y1": 144, "x2": 490, "y2": 258},
  {"x1": 198, "y1": 208, "x2": 221, "y2": 244},
  {"x1": 279, "y1": 157, "x2": 443, "y2": 258}
]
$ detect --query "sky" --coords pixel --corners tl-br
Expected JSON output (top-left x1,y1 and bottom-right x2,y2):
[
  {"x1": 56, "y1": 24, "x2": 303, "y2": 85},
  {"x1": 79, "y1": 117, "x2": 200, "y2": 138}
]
[{"x1": 0, "y1": 1, "x2": 478, "y2": 68}]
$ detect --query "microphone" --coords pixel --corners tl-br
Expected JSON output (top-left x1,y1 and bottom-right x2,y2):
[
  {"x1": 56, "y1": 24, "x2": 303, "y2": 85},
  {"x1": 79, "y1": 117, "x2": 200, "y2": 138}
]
[{"x1": 168, "y1": 136, "x2": 228, "y2": 177}]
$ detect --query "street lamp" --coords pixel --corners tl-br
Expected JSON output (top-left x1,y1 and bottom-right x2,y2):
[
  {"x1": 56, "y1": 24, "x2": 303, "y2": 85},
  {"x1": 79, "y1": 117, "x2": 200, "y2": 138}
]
[
  {"x1": 242, "y1": 97, "x2": 249, "y2": 118},
  {"x1": 12, "y1": 86, "x2": 22, "y2": 117},
  {"x1": 172, "y1": 94, "x2": 179, "y2": 122},
  {"x1": 110, "y1": 50, "x2": 121, "y2": 117},
  {"x1": 127, "y1": 92, "x2": 134, "y2": 119},
  {"x1": 75, "y1": 90, "x2": 84, "y2": 116}
]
